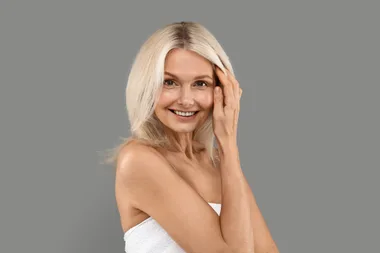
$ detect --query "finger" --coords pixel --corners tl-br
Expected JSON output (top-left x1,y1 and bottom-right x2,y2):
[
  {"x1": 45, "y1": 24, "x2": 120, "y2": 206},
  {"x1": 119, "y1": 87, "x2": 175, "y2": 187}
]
[
  {"x1": 215, "y1": 66, "x2": 234, "y2": 106},
  {"x1": 225, "y1": 68, "x2": 240, "y2": 100},
  {"x1": 234, "y1": 88, "x2": 242, "y2": 130},
  {"x1": 213, "y1": 86, "x2": 224, "y2": 119},
  {"x1": 236, "y1": 89, "x2": 242, "y2": 125}
]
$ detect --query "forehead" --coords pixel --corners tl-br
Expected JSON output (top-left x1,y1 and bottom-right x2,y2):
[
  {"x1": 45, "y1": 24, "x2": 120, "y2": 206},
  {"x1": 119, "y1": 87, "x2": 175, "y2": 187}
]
[{"x1": 164, "y1": 48, "x2": 213, "y2": 75}]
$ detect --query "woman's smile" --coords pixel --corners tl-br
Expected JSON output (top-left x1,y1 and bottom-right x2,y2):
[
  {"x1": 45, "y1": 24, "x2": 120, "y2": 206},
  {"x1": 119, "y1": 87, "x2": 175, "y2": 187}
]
[{"x1": 168, "y1": 109, "x2": 200, "y2": 121}]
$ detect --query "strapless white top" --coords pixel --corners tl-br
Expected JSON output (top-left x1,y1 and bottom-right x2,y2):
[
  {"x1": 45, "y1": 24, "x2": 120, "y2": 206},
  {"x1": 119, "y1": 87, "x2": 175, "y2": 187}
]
[{"x1": 123, "y1": 202, "x2": 222, "y2": 253}]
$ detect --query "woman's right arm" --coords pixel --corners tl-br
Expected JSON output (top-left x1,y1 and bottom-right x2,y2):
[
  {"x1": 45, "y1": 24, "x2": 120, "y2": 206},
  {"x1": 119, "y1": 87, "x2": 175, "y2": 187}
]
[{"x1": 116, "y1": 142, "x2": 242, "y2": 253}]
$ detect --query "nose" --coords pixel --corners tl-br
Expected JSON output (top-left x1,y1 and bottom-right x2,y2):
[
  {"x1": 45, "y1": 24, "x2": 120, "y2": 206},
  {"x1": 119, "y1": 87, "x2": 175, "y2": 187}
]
[{"x1": 177, "y1": 86, "x2": 194, "y2": 107}]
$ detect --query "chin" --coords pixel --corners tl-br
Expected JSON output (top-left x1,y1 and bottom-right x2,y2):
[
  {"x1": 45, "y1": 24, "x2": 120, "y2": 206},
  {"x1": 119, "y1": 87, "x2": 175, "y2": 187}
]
[{"x1": 166, "y1": 124, "x2": 196, "y2": 133}]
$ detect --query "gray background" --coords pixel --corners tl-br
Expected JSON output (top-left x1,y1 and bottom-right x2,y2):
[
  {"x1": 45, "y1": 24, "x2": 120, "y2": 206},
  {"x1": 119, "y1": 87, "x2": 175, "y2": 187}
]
[{"x1": 0, "y1": 0, "x2": 379, "y2": 252}]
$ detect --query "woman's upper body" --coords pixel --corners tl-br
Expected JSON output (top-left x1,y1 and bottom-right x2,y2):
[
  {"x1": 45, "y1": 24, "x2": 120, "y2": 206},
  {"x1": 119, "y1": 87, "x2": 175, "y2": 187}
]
[{"x1": 112, "y1": 21, "x2": 260, "y2": 253}]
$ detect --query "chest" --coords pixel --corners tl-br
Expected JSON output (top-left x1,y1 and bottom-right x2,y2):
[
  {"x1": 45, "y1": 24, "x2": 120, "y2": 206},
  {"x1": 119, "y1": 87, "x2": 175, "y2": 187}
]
[{"x1": 168, "y1": 156, "x2": 222, "y2": 204}]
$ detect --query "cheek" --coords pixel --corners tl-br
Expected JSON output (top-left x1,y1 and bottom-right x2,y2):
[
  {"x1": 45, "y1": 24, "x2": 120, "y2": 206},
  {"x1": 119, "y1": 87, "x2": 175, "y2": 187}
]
[
  {"x1": 157, "y1": 90, "x2": 176, "y2": 107},
  {"x1": 198, "y1": 92, "x2": 214, "y2": 109}
]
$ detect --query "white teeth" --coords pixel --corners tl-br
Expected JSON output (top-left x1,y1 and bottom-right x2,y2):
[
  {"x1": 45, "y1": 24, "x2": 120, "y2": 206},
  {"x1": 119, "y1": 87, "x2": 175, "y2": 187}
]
[{"x1": 173, "y1": 110, "x2": 196, "y2": 117}]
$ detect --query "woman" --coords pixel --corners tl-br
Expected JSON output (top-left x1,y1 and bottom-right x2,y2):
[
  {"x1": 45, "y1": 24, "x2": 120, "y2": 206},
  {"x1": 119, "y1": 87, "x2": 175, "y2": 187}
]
[{"x1": 106, "y1": 21, "x2": 279, "y2": 253}]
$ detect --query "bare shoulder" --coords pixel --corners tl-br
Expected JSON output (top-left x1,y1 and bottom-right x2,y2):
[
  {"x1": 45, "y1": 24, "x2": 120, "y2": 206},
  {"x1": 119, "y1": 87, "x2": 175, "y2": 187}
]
[
  {"x1": 116, "y1": 140, "x2": 166, "y2": 177},
  {"x1": 115, "y1": 140, "x2": 171, "y2": 207},
  {"x1": 115, "y1": 140, "x2": 232, "y2": 253}
]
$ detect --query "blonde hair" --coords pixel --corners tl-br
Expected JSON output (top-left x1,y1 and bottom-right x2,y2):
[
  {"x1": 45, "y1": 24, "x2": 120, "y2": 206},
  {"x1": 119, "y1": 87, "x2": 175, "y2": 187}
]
[{"x1": 100, "y1": 21, "x2": 234, "y2": 167}]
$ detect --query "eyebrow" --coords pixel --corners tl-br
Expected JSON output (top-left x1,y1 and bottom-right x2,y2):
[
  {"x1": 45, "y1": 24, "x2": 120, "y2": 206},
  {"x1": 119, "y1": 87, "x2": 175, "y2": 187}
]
[{"x1": 164, "y1": 71, "x2": 213, "y2": 81}]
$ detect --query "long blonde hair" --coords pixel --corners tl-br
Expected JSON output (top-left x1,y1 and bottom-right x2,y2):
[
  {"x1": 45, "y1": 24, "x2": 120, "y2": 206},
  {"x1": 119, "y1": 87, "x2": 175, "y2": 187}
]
[{"x1": 101, "y1": 21, "x2": 234, "y2": 167}]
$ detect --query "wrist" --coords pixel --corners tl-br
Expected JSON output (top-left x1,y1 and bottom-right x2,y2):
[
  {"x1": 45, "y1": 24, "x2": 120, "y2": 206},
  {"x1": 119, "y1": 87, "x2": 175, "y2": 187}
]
[{"x1": 217, "y1": 139, "x2": 239, "y2": 158}]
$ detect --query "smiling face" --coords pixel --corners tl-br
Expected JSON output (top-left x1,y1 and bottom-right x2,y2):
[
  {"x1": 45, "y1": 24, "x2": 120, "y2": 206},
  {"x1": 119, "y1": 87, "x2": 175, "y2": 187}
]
[{"x1": 154, "y1": 48, "x2": 216, "y2": 134}]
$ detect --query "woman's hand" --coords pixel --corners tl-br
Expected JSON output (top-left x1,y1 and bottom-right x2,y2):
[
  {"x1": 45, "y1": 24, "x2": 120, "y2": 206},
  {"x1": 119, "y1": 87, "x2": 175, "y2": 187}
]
[{"x1": 213, "y1": 66, "x2": 242, "y2": 149}]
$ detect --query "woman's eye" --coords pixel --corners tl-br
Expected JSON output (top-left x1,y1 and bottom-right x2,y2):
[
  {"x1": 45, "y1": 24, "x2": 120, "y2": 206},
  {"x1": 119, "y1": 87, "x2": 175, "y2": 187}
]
[
  {"x1": 195, "y1": 81, "x2": 208, "y2": 87},
  {"x1": 164, "y1": 79, "x2": 176, "y2": 86}
]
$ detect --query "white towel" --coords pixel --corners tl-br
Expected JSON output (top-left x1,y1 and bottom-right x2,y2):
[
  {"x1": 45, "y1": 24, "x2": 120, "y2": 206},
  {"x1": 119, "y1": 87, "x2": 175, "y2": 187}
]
[{"x1": 124, "y1": 202, "x2": 222, "y2": 253}]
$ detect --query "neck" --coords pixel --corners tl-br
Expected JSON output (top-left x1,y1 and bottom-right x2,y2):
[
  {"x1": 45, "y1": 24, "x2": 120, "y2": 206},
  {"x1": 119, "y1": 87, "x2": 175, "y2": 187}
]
[{"x1": 163, "y1": 127, "x2": 206, "y2": 160}]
